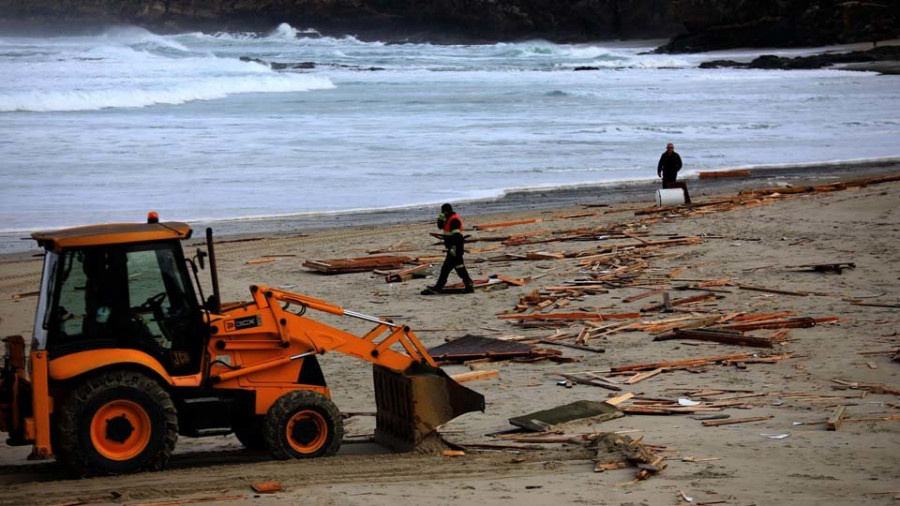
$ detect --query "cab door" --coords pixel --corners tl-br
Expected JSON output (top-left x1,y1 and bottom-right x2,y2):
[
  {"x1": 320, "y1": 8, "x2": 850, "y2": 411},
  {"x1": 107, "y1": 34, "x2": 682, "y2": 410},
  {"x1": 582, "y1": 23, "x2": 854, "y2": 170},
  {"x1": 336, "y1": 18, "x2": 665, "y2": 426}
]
[
  {"x1": 123, "y1": 241, "x2": 206, "y2": 376},
  {"x1": 46, "y1": 241, "x2": 205, "y2": 376}
]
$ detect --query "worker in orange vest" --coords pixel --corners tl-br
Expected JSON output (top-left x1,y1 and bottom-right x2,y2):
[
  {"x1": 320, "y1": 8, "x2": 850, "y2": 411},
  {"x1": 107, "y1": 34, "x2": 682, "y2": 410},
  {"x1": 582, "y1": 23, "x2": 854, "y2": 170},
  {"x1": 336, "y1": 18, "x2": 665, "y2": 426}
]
[{"x1": 422, "y1": 203, "x2": 474, "y2": 295}]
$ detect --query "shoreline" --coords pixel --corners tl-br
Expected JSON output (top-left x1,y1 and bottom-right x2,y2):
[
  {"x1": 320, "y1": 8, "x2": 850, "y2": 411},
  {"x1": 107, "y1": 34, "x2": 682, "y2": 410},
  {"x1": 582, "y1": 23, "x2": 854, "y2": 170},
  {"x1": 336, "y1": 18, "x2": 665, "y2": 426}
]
[{"x1": 2, "y1": 159, "x2": 899, "y2": 256}]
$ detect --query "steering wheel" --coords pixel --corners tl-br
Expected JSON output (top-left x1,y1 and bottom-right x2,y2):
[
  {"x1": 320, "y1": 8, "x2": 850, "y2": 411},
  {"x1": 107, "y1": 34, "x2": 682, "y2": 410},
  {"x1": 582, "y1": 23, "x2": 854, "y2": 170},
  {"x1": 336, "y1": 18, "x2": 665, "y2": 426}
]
[{"x1": 137, "y1": 292, "x2": 168, "y2": 312}]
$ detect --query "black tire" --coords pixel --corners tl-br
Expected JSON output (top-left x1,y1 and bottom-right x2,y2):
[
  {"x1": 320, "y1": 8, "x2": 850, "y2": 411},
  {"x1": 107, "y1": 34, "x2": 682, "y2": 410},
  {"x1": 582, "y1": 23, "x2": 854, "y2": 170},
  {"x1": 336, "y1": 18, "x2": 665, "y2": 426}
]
[
  {"x1": 232, "y1": 416, "x2": 266, "y2": 451},
  {"x1": 55, "y1": 370, "x2": 177, "y2": 476},
  {"x1": 264, "y1": 390, "x2": 343, "y2": 460}
]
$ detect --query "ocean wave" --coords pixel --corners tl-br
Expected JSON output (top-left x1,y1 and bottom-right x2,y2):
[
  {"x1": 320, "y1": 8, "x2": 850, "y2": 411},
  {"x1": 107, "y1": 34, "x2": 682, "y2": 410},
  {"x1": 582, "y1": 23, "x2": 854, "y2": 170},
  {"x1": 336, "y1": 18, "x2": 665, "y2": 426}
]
[
  {"x1": 100, "y1": 26, "x2": 191, "y2": 53},
  {"x1": 182, "y1": 23, "x2": 372, "y2": 47},
  {"x1": 0, "y1": 73, "x2": 334, "y2": 112}
]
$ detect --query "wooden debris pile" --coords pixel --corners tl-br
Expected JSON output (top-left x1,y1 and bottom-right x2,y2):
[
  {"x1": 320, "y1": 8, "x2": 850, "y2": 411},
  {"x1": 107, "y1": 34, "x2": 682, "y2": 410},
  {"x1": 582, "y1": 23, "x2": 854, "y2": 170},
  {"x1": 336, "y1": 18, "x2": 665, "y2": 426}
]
[{"x1": 589, "y1": 433, "x2": 666, "y2": 480}]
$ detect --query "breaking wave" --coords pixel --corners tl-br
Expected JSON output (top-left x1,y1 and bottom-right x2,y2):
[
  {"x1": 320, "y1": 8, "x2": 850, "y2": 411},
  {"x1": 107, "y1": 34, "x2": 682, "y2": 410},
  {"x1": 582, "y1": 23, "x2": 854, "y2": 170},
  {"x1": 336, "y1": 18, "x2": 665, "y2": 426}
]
[{"x1": 0, "y1": 73, "x2": 334, "y2": 112}]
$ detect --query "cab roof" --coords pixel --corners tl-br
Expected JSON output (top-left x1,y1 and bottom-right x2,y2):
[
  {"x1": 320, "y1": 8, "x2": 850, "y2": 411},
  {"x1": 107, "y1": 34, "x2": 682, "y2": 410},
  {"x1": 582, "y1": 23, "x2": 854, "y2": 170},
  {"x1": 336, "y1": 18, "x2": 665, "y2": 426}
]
[{"x1": 32, "y1": 222, "x2": 193, "y2": 252}]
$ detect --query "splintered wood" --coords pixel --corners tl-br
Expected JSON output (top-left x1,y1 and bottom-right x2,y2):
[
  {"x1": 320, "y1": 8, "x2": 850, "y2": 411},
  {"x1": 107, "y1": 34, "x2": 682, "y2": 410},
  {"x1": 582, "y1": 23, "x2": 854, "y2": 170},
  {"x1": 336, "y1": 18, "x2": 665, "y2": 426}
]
[{"x1": 591, "y1": 433, "x2": 666, "y2": 480}]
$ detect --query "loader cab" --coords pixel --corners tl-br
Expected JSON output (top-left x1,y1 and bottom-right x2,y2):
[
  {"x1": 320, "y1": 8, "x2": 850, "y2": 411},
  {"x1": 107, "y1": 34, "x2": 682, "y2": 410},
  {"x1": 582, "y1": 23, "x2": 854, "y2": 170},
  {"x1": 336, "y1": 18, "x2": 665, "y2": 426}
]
[{"x1": 32, "y1": 222, "x2": 206, "y2": 376}]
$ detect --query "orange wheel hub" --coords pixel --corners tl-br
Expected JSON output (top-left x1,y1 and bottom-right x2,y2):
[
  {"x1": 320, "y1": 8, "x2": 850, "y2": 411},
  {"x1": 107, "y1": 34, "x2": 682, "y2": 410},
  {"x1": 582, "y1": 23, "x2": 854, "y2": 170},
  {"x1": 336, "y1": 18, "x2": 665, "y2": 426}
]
[
  {"x1": 286, "y1": 410, "x2": 328, "y2": 454},
  {"x1": 90, "y1": 400, "x2": 152, "y2": 461}
]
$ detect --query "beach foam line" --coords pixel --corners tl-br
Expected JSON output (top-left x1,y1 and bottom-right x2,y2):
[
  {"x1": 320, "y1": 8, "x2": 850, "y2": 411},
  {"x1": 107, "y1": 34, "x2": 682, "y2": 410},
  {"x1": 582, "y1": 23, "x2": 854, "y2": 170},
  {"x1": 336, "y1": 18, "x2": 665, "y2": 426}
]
[{"x1": 680, "y1": 156, "x2": 900, "y2": 177}]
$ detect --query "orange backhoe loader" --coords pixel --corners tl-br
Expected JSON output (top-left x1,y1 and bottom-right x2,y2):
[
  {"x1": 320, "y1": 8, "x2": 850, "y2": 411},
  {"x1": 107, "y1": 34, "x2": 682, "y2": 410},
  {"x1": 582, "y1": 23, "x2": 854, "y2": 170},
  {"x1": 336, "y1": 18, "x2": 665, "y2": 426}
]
[{"x1": 0, "y1": 218, "x2": 484, "y2": 476}]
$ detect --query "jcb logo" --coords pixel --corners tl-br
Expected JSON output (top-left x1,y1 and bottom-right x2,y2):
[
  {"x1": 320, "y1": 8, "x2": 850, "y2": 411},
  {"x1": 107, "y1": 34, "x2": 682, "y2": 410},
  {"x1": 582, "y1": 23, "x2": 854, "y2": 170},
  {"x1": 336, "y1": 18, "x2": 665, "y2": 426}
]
[{"x1": 225, "y1": 315, "x2": 261, "y2": 331}]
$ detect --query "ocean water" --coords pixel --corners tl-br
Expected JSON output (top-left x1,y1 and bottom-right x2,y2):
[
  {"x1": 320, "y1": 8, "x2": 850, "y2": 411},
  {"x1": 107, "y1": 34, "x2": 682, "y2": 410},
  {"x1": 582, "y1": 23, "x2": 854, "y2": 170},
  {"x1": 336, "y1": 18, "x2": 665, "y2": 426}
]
[{"x1": 1, "y1": 24, "x2": 899, "y2": 247}]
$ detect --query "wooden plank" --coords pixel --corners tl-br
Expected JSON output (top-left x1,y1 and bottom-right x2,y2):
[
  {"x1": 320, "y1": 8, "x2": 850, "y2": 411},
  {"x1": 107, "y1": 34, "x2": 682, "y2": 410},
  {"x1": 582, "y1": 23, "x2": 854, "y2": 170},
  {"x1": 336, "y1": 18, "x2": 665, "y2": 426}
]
[
  {"x1": 642, "y1": 292, "x2": 718, "y2": 312},
  {"x1": 560, "y1": 373, "x2": 623, "y2": 391},
  {"x1": 702, "y1": 415, "x2": 774, "y2": 427},
  {"x1": 474, "y1": 218, "x2": 542, "y2": 230},
  {"x1": 716, "y1": 317, "x2": 833, "y2": 331},
  {"x1": 736, "y1": 282, "x2": 809, "y2": 296},
  {"x1": 654, "y1": 329, "x2": 774, "y2": 348},
  {"x1": 611, "y1": 353, "x2": 753, "y2": 373},
  {"x1": 622, "y1": 288, "x2": 666, "y2": 304},
  {"x1": 133, "y1": 496, "x2": 248, "y2": 506},
  {"x1": 245, "y1": 258, "x2": 277, "y2": 265},
  {"x1": 604, "y1": 392, "x2": 635, "y2": 406},
  {"x1": 827, "y1": 405, "x2": 846, "y2": 431},
  {"x1": 451, "y1": 370, "x2": 500, "y2": 383},
  {"x1": 624, "y1": 368, "x2": 664, "y2": 385},
  {"x1": 698, "y1": 169, "x2": 751, "y2": 179},
  {"x1": 538, "y1": 339, "x2": 605, "y2": 354},
  {"x1": 496, "y1": 274, "x2": 528, "y2": 286}
]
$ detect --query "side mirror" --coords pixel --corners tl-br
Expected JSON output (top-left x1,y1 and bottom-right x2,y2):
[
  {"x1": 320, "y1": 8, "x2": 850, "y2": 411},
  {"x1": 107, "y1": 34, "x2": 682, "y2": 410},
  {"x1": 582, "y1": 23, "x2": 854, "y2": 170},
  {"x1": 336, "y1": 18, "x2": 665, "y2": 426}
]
[{"x1": 196, "y1": 248, "x2": 207, "y2": 270}]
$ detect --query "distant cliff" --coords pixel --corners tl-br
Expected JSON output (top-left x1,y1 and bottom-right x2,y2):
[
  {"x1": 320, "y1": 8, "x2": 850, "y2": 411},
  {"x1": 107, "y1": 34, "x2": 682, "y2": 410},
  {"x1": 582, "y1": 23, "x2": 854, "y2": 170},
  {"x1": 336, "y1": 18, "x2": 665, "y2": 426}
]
[
  {"x1": 0, "y1": 0, "x2": 683, "y2": 43},
  {"x1": 0, "y1": 0, "x2": 897, "y2": 51},
  {"x1": 657, "y1": 0, "x2": 900, "y2": 52}
]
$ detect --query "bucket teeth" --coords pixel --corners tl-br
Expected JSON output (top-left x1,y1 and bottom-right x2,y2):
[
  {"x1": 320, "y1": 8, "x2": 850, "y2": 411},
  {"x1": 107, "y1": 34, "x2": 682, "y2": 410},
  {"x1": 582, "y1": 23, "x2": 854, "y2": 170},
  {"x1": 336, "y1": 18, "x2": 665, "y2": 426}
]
[{"x1": 372, "y1": 364, "x2": 485, "y2": 451}]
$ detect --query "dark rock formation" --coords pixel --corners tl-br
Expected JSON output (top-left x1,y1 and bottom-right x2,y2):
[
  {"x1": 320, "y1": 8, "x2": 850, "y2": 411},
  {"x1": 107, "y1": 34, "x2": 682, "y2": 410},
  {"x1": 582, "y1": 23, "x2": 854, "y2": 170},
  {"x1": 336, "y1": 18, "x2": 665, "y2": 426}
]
[
  {"x1": 699, "y1": 45, "x2": 900, "y2": 71},
  {"x1": 1, "y1": 0, "x2": 898, "y2": 51},
  {"x1": 0, "y1": 0, "x2": 682, "y2": 43},
  {"x1": 658, "y1": 0, "x2": 900, "y2": 53}
]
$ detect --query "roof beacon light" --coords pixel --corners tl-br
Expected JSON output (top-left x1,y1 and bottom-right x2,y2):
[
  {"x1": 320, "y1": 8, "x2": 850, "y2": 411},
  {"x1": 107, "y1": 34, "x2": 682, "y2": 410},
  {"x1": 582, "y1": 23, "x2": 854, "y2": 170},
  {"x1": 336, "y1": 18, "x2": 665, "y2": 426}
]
[{"x1": 147, "y1": 211, "x2": 159, "y2": 224}]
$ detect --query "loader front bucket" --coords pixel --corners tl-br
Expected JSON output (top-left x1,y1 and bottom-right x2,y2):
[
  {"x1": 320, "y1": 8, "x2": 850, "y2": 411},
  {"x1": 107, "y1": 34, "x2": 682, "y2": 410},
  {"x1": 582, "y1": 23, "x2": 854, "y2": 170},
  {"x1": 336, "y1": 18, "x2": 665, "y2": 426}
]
[{"x1": 373, "y1": 363, "x2": 485, "y2": 451}]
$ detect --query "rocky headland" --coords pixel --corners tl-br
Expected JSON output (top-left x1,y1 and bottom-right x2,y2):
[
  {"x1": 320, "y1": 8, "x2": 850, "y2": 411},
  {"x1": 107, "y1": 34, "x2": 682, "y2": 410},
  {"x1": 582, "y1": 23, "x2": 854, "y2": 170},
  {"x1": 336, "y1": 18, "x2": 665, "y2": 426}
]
[
  {"x1": 1, "y1": 0, "x2": 899, "y2": 52},
  {"x1": 700, "y1": 44, "x2": 900, "y2": 75}
]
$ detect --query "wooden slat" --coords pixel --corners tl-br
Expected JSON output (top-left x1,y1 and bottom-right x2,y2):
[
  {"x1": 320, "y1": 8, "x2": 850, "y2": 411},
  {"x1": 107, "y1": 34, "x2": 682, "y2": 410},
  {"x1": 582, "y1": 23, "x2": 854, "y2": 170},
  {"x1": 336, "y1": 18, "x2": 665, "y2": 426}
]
[
  {"x1": 474, "y1": 218, "x2": 542, "y2": 230},
  {"x1": 702, "y1": 415, "x2": 773, "y2": 427}
]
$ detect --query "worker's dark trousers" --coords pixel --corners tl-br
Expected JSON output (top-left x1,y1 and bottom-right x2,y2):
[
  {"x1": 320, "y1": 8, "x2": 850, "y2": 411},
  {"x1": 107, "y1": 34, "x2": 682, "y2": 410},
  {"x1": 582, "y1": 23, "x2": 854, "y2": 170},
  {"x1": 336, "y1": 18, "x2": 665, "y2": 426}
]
[
  {"x1": 435, "y1": 251, "x2": 473, "y2": 289},
  {"x1": 663, "y1": 180, "x2": 692, "y2": 204}
]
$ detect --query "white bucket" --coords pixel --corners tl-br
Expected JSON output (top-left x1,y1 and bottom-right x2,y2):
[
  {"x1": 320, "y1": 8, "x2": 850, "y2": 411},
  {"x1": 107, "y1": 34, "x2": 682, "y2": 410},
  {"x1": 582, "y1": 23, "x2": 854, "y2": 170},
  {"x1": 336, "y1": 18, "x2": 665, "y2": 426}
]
[{"x1": 655, "y1": 188, "x2": 685, "y2": 207}]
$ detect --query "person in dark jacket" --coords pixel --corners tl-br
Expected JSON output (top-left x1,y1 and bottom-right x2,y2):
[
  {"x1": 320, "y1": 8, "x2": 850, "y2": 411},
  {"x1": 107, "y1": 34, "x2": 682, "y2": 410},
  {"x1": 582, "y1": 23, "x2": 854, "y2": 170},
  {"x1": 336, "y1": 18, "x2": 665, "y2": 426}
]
[
  {"x1": 422, "y1": 203, "x2": 474, "y2": 295},
  {"x1": 657, "y1": 143, "x2": 691, "y2": 203}
]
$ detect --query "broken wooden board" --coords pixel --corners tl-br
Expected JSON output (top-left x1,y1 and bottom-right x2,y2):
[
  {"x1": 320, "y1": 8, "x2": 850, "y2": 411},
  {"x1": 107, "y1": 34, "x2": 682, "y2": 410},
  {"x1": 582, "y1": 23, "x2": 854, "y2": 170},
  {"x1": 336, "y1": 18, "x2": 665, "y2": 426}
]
[
  {"x1": 451, "y1": 369, "x2": 500, "y2": 383},
  {"x1": 509, "y1": 400, "x2": 623, "y2": 432},
  {"x1": 827, "y1": 405, "x2": 846, "y2": 431},
  {"x1": 303, "y1": 255, "x2": 412, "y2": 274},
  {"x1": 385, "y1": 263, "x2": 431, "y2": 283}
]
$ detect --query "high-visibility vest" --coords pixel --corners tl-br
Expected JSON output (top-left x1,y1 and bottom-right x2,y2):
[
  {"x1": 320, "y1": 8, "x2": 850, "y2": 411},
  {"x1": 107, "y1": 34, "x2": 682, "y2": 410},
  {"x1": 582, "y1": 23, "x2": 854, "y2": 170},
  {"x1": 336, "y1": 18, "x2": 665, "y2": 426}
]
[{"x1": 443, "y1": 213, "x2": 463, "y2": 235}]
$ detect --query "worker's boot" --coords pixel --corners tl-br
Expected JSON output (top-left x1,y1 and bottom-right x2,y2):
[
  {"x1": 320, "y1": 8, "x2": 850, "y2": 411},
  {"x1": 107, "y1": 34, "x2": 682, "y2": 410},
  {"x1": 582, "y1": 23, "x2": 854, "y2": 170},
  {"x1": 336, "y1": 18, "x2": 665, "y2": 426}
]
[
  {"x1": 464, "y1": 281, "x2": 474, "y2": 294},
  {"x1": 421, "y1": 285, "x2": 442, "y2": 295}
]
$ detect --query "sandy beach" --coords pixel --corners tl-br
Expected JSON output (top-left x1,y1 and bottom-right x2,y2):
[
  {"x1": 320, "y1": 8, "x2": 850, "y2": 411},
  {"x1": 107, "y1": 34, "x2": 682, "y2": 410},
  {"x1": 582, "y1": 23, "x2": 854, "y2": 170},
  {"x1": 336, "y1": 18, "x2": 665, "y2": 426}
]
[{"x1": 0, "y1": 168, "x2": 898, "y2": 506}]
